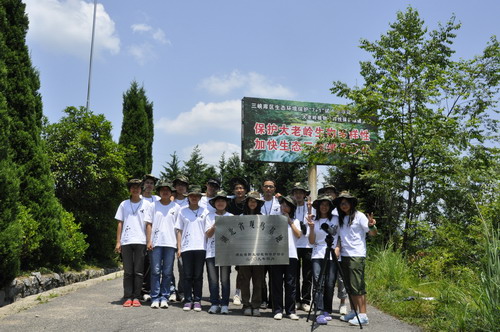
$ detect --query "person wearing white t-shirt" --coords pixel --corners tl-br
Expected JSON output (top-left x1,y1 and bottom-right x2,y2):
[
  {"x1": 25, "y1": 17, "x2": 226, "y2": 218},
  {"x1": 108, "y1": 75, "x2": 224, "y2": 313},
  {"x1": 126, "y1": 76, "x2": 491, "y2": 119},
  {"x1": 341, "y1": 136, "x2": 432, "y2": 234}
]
[
  {"x1": 175, "y1": 185, "x2": 208, "y2": 312},
  {"x1": 140, "y1": 174, "x2": 159, "y2": 302},
  {"x1": 199, "y1": 178, "x2": 220, "y2": 214},
  {"x1": 205, "y1": 191, "x2": 233, "y2": 314},
  {"x1": 307, "y1": 195, "x2": 340, "y2": 325},
  {"x1": 335, "y1": 192, "x2": 377, "y2": 327},
  {"x1": 170, "y1": 175, "x2": 189, "y2": 302},
  {"x1": 260, "y1": 179, "x2": 280, "y2": 309},
  {"x1": 115, "y1": 179, "x2": 153, "y2": 308},
  {"x1": 270, "y1": 196, "x2": 301, "y2": 321},
  {"x1": 291, "y1": 182, "x2": 313, "y2": 312},
  {"x1": 146, "y1": 181, "x2": 177, "y2": 309}
]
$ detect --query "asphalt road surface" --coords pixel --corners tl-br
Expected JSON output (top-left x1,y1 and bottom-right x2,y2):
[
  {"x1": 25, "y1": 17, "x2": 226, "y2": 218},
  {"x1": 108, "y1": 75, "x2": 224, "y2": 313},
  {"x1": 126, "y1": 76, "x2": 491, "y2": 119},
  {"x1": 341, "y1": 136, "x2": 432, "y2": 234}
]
[{"x1": 0, "y1": 269, "x2": 420, "y2": 332}]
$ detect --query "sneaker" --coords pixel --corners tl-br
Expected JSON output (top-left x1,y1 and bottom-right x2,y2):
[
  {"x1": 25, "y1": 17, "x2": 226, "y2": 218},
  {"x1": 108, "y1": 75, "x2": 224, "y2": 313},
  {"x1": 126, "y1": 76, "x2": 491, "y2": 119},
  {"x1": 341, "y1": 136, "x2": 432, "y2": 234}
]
[
  {"x1": 123, "y1": 299, "x2": 133, "y2": 307},
  {"x1": 316, "y1": 315, "x2": 328, "y2": 325},
  {"x1": 289, "y1": 313, "x2": 299, "y2": 320},
  {"x1": 339, "y1": 304, "x2": 348, "y2": 315},
  {"x1": 323, "y1": 312, "x2": 332, "y2": 321},
  {"x1": 193, "y1": 302, "x2": 202, "y2": 312},
  {"x1": 176, "y1": 293, "x2": 184, "y2": 302},
  {"x1": 221, "y1": 305, "x2": 229, "y2": 314},
  {"x1": 252, "y1": 308, "x2": 261, "y2": 317},
  {"x1": 150, "y1": 301, "x2": 160, "y2": 309},
  {"x1": 302, "y1": 303, "x2": 311, "y2": 312},
  {"x1": 243, "y1": 308, "x2": 252, "y2": 316},
  {"x1": 143, "y1": 294, "x2": 151, "y2": 302},
  {"x1": 183, "y1": 302, "x2": 192, "y2": 311},
  {"x1": 208, "y1": 305, "x2": 220, "y2": 314},
  {"x1": 260, "y1": 301, "x2": 267, "y2": 309},
  {"x1": 340, "y1": 310, "x2": 357, "y2": 322},
  {"x1": 160, "y1": 300, "x2": 169, "y2": 308},
  {"x1": 169, "y1": 293, "x2": 177, "y2": 302},
  {"x1": 132, "y1": 299, "x2": 141, "y2": 307},
  {"x1": 349, "y1": 315, "x2": 369, "y2": 326},
  {"x1": 233, "y1": 294, "x2": 241, "y2": 305},
  {"x1": 274, "y1": 313, "x2": 283, "y2": 320}
]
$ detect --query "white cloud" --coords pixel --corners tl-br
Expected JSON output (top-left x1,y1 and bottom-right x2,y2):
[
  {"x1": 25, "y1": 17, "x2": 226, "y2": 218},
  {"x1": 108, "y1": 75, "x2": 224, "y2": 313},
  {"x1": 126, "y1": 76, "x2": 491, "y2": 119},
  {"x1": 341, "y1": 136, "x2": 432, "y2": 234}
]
[
  {"x1": 200, "y1": 70, "x2": 295, "y2": 99},
  {"x1": 24, "y1": 0, "x2": 120, "y2": 58},
  {"x1": 182, "y1": 141, "x2": 240, "y2": 166},
  {"x1": 128, "y1": 42, "x2": 155, "y2": 66},
  {"x1": 156, "y1": 100, "x2": 240, "y2": 135},
  {"x1": 131, "y1": 23, "x2": 152, "y2": 32},
  {"x1": 152, "y1": 28, "x2": 169, "y2": 44}
]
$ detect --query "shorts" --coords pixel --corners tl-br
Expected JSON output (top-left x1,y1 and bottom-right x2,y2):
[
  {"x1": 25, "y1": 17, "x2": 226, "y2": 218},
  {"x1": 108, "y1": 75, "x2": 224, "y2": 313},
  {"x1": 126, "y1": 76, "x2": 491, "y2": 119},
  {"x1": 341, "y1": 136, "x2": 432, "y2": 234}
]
[{"x1": 340, "y1": 256, "x2": 366, "y2": 296}]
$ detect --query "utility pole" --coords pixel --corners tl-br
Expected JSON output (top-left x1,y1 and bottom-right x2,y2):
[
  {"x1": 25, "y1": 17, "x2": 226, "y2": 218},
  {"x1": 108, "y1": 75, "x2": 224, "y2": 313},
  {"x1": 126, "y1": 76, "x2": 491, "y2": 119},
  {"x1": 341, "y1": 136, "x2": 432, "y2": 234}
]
[{"x1": 86, "y1": 0, "x2": 97, "y2": 110}]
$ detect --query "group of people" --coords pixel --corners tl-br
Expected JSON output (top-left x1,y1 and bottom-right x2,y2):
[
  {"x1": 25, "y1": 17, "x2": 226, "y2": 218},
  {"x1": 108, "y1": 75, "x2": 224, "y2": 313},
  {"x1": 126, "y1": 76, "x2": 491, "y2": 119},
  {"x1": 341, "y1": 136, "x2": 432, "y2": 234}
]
[{"x1": 114, "y1": 174, "x2": 377, "y2": 326}]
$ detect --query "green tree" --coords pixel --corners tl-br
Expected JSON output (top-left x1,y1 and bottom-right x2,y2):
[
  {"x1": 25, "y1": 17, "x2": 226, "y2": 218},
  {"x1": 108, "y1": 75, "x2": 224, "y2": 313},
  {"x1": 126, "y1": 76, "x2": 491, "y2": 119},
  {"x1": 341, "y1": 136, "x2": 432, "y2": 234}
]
[
  {"x1": 330, "y1": 7, "x2": 499, "y2": 252},
  {"x1": 222, "y1": 153, "x2": 244, "y2": 192},
  {"x1": 119, "y1": 80, "x2": 153, "y2": 179},
  {"x1": 182, "y1": 145, "x2": 207, "y2": 186},
  {"x1": 1, "y1": 0, "x2": 86, "y2": 270},
  {"x1": 160, "y1": 151, "x2": 182, "y2": 181},
  {"x1": 139, "y1": 86, "x2": 154, "y2": 174},
  {"x1": 265, "y1": 163, "x2": 307, "y2": 195},
  {"x1": 44, "y1": 106, "x2": 128, "y2": 264},
  {"x1": 0, "y1": 4, "x2": 21, "y2": 285}
]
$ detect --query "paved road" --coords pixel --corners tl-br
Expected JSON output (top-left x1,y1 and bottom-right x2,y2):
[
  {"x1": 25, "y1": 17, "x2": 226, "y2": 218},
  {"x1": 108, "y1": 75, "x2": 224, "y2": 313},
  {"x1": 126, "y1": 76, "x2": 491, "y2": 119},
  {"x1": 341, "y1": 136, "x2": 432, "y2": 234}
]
[{"x1": 0, "y1": 270, "x2": 420, "y2": 332}]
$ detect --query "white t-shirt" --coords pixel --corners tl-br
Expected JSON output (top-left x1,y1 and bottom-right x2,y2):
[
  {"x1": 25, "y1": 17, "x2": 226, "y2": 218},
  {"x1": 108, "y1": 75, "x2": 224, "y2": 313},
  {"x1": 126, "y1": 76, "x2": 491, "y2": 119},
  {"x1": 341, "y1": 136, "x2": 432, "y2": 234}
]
[
  {"x1": 295, "y1": 203, "x2": 311, "y2": 248},
  {"x1": 339, "y1": 211, "x2": 369, "y2": 257},
  {"x1": 260, "y1": 196, "x2": 281, "y2": 215},
  {"x1": 199, "y1": 195, "x2": 216, "y2": 214},
  {"x1": 141, "y1": 195, "x2": 160, "y2": 203},
  {"x1": 311, "y1": 216, "x2": 339, "y2": 260},
  {"x1": 287, "y1": 218, "x2": 301, "y2": 259},
  {"x1": 204, "y1": 211, "x2": 233, "y2": 258},
  {"x1": 173, "y1": 197, "x2": 188, "y2": 208},
  {"x1": 115, "y1": 199, "x2": 153, "y2": 245},
  {"x1": 175, "y1": 205, "x2": 209, "y2": 252},
  {"x1": 147, "y1": 200, "x2": 178, "y2": 248}
]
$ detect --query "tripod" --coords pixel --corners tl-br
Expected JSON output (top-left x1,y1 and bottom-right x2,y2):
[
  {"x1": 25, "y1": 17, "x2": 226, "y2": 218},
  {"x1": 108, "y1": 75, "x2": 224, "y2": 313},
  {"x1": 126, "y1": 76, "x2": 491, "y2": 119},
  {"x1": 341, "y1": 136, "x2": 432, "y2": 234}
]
[{"x1": 307, "y1": 233, "x2": 362, "y2": 330}]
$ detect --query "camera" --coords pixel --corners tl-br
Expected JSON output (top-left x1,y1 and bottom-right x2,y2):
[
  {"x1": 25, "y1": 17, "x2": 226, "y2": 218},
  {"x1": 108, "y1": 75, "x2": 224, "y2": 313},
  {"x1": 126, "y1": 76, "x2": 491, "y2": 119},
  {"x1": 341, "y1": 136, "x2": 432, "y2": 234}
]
[{"x1": 320, "y1": 223, "x2": 338, "y2": 236}]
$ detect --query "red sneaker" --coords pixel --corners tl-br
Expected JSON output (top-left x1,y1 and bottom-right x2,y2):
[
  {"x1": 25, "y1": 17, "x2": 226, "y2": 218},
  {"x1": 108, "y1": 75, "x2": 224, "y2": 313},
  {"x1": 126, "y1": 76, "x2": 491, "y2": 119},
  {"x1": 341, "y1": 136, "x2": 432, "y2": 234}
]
[
  {"x1": 123, "y1": 299, "x2": 133, "y2": 307},
  {"x1": 132, "y1": 299, "x2": 142, "y2": 307}
]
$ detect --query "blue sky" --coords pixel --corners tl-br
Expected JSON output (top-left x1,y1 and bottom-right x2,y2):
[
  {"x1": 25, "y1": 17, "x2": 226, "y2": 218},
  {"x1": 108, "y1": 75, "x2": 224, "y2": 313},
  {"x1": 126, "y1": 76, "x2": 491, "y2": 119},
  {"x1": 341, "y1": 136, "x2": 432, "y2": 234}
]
[{"x1": 23, "y1": 0, "x2": 500, "y2": 179}]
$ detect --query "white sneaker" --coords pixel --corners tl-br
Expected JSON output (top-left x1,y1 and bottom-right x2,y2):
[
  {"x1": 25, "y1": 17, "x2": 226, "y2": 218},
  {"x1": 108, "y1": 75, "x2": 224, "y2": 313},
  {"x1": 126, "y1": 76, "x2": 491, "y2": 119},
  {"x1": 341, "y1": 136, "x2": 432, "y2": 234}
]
[
  {"x1": 340, "y1": 310, "x2": 356, "y2": 322},
  {"x1": 233, "y1": 294, "x2": 241, "y2": 305},
  {"x1": 252, "y1": 308, "x2": 261, "y2": 317},
  {"x1": 274, "y1": 313, "x2": 283, "y2": 320},
  {"x1": 221, "y1": 305, "x2": 229, "y2": 314},
  {"x1": 150, "y1": 301, "x2": 159, "y2": 309},
  {"x1": 302, "y1": 303, "x2": 311, "y2": 312},
  {"x1": 208, "y1": 305, "x2": 220, "y2": 314},
  {"x1": 289, "y1": 313, "x2": 299, "y2": 320},
  {"x1": 339, "y1": 304, "x2": 348, "y2": 315},
  {"x1": 160, "y1": 300, "x2": 168, "y2": 308},
  {"x1": 143, "y1": 294, "x2": 151, "y2": 302},
  {"x1": 169, "y1": 293, "x2": 177, "y2": 302},
  {"x1": 349, "y1": 315, "x2": 369, "y2": 326},
  {"x1": 243, "y1": 308, "x2": 252, "y2": 316}
]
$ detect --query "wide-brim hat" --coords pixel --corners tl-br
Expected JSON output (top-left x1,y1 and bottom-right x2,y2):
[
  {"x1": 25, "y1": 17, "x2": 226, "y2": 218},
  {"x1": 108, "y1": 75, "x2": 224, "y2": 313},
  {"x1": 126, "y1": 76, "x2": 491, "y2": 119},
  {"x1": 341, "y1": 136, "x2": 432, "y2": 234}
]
[
  {"x1": 143, "y1": 174, "x2": 159, "y2": 183},
  {"x1": 209, "y1": 190, "x2": 231, "y2": 208},
  {"x1": 320, "y1": 184, "x2": 338, "y2": 195},
  {"x1": 230, "y1": 177, "x2": 249, "y2": 191},
  {"x1": 333, "y1": 191, "x2": 358, "y2": 208},
  {"x1": 207, "y1": 178, "x2": 221, "y2": 187},
  {"x1": 173, "y1": 175, "x2": 189, "y2": 187},
  {"x1": 291, "y1": 182, "x2": 310, "y2": 196},
  {"x1": 156, "y1": 180, "x2": 173, "y2": 192},
  {"x1": 185, "y1": 185, "x2": 203, "y2": 196},
  {"x1": 245, "y1": 191, "x2": 264, "y2": 209},
  {"x1": 279, "y1": 195, "x2": 297, "y2": 208},
  {"x1": 312, "y1": 195, "x2": 334, "y2": 211},
  {"x1": 127, "y1": 178, "x2": 142, "y2": 189}
]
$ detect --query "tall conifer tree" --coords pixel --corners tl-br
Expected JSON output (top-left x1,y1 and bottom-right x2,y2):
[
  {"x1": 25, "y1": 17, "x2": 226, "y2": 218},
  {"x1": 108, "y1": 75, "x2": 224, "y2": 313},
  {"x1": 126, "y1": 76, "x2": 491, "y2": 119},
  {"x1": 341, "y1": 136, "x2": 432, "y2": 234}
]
[{"x1": 119, "y1": 81, "x2": 153, "y2": 178}]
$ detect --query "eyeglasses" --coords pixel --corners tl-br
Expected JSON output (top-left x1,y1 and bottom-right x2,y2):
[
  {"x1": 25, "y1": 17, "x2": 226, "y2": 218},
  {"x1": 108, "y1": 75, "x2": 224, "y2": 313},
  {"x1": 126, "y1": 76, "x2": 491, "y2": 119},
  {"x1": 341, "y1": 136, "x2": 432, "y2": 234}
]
[{"x1": 263, "y1": 185, "x2": 275, "y2": 189}]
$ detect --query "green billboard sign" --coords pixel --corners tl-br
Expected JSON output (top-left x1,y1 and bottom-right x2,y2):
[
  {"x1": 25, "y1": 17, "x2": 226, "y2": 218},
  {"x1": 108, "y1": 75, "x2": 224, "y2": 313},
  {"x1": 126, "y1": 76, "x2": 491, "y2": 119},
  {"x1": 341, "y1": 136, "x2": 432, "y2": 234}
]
[{"x1": 241, "y1": 97, "x2": 377, "y2": 164}]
